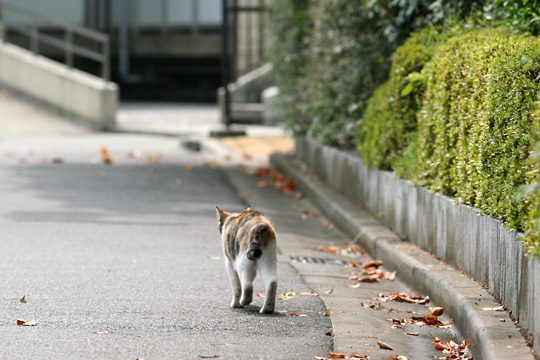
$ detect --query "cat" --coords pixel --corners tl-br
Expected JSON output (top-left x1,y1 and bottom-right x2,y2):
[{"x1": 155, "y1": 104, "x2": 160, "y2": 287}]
[{"x1": 215, "y1": 206, "x2": 277, "y2": 314}]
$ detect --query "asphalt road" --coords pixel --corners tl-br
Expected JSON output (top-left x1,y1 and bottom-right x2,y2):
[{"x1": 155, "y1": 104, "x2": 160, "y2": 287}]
[{"x1": 0, "y1": 134, "x2": 331, "y2": 359}]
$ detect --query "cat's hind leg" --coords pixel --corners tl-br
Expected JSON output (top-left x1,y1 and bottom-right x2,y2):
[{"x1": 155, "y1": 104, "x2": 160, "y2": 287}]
[
  {"x1": 257, "y1": 247, "x2": 277, "y2": 314},
  {"x1": 225, "y1": 259, "x2": 242, "y2": 308},
  {"x1": 239, "y1": 257, "x2": 257, "y2": 306}
]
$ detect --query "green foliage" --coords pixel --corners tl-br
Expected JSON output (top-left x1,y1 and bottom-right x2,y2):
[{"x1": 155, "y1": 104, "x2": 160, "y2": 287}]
[
  {"x1": 267, "y1": 0, "x2": 312, "y2": 134},
  {"x1": 357, "y1": 26, "x2": 447, "y2": 170},
  {"x1": 415, "y1": 28, "x2": 540, "y2": 232},
  {"x1": 485, "y1": 0, "x2": 540, "y2": 35},
  {"x1": 304, "y1": 1, "x2": 387, "y2": 148}
]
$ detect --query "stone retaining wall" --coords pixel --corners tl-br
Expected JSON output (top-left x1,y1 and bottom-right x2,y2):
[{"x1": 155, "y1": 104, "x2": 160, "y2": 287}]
[{"x1": 295, "y1": 136, "x2": 540, "y2": 353}]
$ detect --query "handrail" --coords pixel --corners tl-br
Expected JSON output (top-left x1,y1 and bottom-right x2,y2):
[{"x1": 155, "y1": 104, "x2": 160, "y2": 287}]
[{"x1": 0, "y1": 0, "x2": 111, "y2": 81}]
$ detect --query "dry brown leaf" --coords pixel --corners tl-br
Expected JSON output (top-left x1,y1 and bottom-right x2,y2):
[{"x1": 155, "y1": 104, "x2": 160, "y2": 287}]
[
  {"x1": 378, "y1": 292, "x2": 429, "y2": 304},
  {"x1": 428, "y1": 306, "x2": 444, "y2": 316},
  {"x1": 324, "y1": 288, "x2": 334, "y2": 295},
  {"x1": 19, "y1": 295, "x2": 27, "y2": 304},
  {"x1": 432, "y1": 337, "x2": 472, "y2": 360},
  {"x1": 323, "y1": 220, "x2": 335, "y2": 229},
  {"x1": 16, "y1": 319, "x2": 37, "y2": 326},
  {"x1": 256, "y1": 180, "x2": 271, "y2": 188},
  {"x1": 301, "y1": 210, "x2": 318, "y2": 219},
  {"x1": 328, "y1": 353, "x2": 346, "y2": 359},
  {"x1": 409, "y1": 314, "x2": 445, "y2": 327},
  {"x1": 390, "y1": 356, "x2": 408, "y2": 360},
  {"x1": 286, "y1": 312, "x2": 307, "y2": 317},
  {"x1": 100, "y1": 146, "x2": 113, "y2": 165},
  {"x1": 147, "y1": 154, "x2": 164, "y2": 164},
  {"x1": 376, "y1": 341, "x2": 393, "y2": 350},
  {"x1": 362, "y1": 260, "x2": 383, "y2": 269},
  {"x1": 256, "y1": 292, "x2": 265, "y2": 298},
  {"x1": 405, "y1": 331, "x2": 419, "y2": 336},
  {"x1": 319, "y1": 245, "x2": 339, "y2": 255}
]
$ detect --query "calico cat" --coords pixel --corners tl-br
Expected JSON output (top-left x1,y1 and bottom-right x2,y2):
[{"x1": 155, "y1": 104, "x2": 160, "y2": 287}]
[{"x1": 216, "y1": 206, "x2": 277, "y2": 314}]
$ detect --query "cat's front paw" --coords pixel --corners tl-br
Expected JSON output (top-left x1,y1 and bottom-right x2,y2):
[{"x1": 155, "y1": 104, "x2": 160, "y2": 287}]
[
  {"x1": 259, "y1": 305, "x2": 274, "y2": 314},
  {"x1": 231, "y1": 300, "x2": 243, "y2": 308},
  {"x1": 240, "y1": 293, "x2": 253, "y2": 306}
]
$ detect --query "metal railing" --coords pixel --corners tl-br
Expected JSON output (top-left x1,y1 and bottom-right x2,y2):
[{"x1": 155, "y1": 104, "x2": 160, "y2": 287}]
[{"x1": 0, "y1": 1, "x2": 110, "y2": 81}]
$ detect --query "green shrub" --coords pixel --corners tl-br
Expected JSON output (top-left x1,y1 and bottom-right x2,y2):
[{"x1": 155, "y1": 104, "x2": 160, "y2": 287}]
[
  {"x1": 357, "y1": 26, "x2": 446, "y2": 170},
  {"x1": 415, "y1": 28, "x2": 540, "y2": 230}
]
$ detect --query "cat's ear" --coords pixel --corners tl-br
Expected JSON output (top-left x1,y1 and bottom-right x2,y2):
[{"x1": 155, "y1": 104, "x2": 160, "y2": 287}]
[{"x1": 215, "y1": 206, "x2": 230, "y2": 232}]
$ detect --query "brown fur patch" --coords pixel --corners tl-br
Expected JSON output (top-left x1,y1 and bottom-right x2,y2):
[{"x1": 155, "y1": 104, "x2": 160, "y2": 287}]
[{"x1": 218, "y1": 207, "x2": 276, "y2": 262}]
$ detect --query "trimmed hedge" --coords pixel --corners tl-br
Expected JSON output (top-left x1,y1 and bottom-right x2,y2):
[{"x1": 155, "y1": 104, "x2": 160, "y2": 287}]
[
  {"x1": 358, "y1": 27, "x2": 540, "y2": 252},
  {"x1": 416, "y1": 28, "x2": 540, "y2": 231},
  {"x1": 357, "y1": 27, "x2": 447, "y2": 171}
]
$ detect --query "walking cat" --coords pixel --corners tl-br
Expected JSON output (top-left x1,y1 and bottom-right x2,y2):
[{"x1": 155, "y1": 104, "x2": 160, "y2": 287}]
[{"x1": 215, "y1": 206, "x2": 277, "y2": 314}]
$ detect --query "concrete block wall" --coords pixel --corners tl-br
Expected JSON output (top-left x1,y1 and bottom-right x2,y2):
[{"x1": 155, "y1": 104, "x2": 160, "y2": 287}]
[
  {"x1": 0, "y1": 41, "x2": 118, "y2": 130},
  {"x1": 296, "y1": 136, "x2": 540, "y2": 353}
]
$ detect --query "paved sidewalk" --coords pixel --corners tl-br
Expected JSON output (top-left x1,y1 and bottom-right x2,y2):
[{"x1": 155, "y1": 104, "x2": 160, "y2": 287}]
[{"x1": 222, "y1": 166, "x2": 464, "y2": 360}]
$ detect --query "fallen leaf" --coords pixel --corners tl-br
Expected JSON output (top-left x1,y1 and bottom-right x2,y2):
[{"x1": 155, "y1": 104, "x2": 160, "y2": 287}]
[
  {"x1": 256, "y1": 180, "x2": 271, "y2": 188},
  {"x1": 362, "y1": 260, "x2": 383, "y2": 269},
  {"x1": 348, "y1": 283, "x2": 361, "y2": 288},
  {"x1": 324, "y1": 288, "x2": 334, "y2": 295},
  {"x1": 127, "y1": 150, "x2": 141, "y2": 158},
  {"x1": 376, "y1": 341, "x2": 393, "y2": 350},
  {"x1": 319, "y1": 245, "x2": 339, "y2": 254},
  {"x1": 256, "y1": 292, "x2": 265, "y2": 298},
  {"x1": 324, "y1": 309, "x2": 331, "y2": 316},
  {"x1": 301, "y1": 210, "x2": 318, "y2": 219},
  {"x1": 358, "y1": 277, "x2": 378, "y2": 283},
  {"x1": 16, "y1": 319, "x2": 37, "y2": 326},
  {"x1": 20, "y1": 296, "x2": 27, "y2": 304},
  {"x1": 147, "y1": 154, "x2": 164, "y2": 164},
  {"x1": 299, "y1": 291, "x2": 319, "y2": 296},
  {"x1": 100, "y1": 146, "x2": 113, "y2": 165},
  {"x1": 279, "y1": 290, "x2": 297, "y2": 300},
  {"x1": 406, "y1": 331, "x2": 419, "y2": 336},
  {"x1": 409, "y1": 314, "x2": 445, "y2": 327},
  {"x1": 328, "y1": 353, "x2": 346, "y2": 359},
  {"x1": 432, "y1": 337, "x2": 472, "y2": 360},
  {"x1": 428, "y1": 306, "x2": 444, "y2": 316},
  {"x1": 378, "y1": 292, "x2": 429, "y2": 304},
  {"x1": 360, "y1": 301, "x2": 383, "y2": 310},
  {"x1": 390, "y1": 356, "x2": 408, "y2": 360},
  {"x1": 252, "y1": 167, "x2": 276, "y2": 177},
  {"x1": 323, "y1": 220, "x2": 334, "y2": 229}
]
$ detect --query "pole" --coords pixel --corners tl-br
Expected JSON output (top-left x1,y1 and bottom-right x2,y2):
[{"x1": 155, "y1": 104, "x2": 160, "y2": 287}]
[{"x1": 221, "y1": 0, "x2": 231, "y2": 127}]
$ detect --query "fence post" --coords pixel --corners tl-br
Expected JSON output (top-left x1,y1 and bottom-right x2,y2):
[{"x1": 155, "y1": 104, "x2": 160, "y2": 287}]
[
  {"x1": 65, "y1": 28, "x2": 73, "y2": 68},
  {"x1": 102, "y1": 37, "x2": 110, "y2": 81},
  {"x1": 30, "y1": 18, "x2": 38, "y2": 53}
]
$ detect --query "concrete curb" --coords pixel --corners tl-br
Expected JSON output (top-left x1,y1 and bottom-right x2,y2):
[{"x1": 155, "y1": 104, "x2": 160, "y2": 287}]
[{"x1": 271, "y1": 153, "x2": 535, "y2": 360}]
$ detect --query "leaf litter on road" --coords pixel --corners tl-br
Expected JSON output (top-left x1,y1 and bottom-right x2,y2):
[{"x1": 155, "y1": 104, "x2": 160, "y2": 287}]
[
  {"x1": 16, "y1": 319, "x2": 37, "y2": 326},
  {"x1": 378, "y1": 292, "x2": 430, "y2": 304},
  {"x1": 315, "y1": 352, "x2": 369, "y2": 360},
  {"x1": 250, "y1": 166, "x2": 302, "y2": 198},
  {"x1": 318, "y1": 244, "x2": 364, "y2": 257},
  {"x1": 100, "y1": 146, "x2": 113, "y2": 165},
  {"x1": 376, "y1": 340, "x2": 393, "y2": 350},
  {"x1": 279, "y1": 290, "x2": 297, "y2": 300},
  {"x1": 432, "y1": 337, "x2": 472, "y2": 360}
]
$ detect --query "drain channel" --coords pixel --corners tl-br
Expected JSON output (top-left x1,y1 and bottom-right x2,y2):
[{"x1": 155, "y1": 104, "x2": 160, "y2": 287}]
[{"x1": 290, "y1": 255, "x2": 348, "y2": 266}]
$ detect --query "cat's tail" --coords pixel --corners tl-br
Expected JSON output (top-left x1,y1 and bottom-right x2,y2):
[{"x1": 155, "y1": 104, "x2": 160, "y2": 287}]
[{"x1": 247, "y1": 224, "x2": 271, "y2": 261}]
